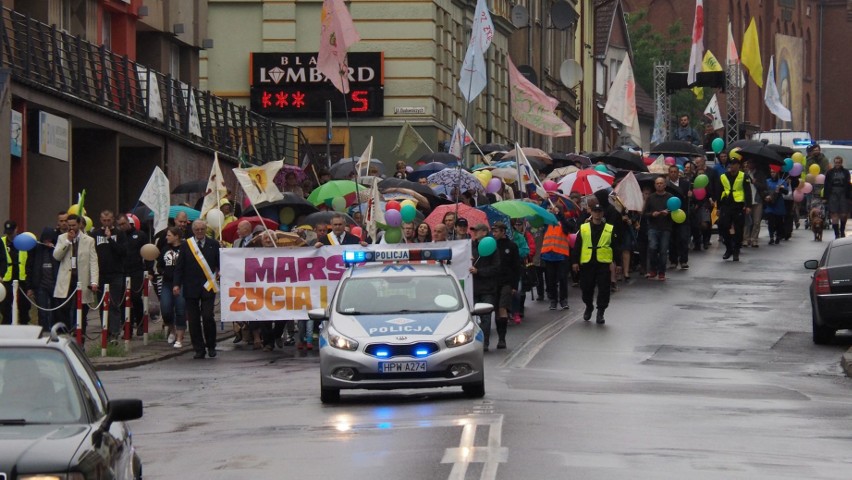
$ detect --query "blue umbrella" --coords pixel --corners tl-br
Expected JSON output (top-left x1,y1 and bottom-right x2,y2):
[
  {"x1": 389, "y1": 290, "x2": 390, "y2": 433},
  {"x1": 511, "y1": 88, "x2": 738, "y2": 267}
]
[
  {"x1": 408, "y1": 162, "x2": 448, "y2": 181},
  {"x1": 477, "y1": 205, "x2": 512, "y2": 228}
]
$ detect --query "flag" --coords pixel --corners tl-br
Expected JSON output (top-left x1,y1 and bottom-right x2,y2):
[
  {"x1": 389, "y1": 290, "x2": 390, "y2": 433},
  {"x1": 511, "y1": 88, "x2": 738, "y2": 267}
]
[
  {"x1": 201, "y1": 153, "x2": 227, "y2": 217},
  {"x1": 139, "y1": 166, "x2": 170, "y2": 234},
  {"x1": 764, "y1": 56, "x2": 792, "y2": 123},
  {"x1": 613, "y1": 171, "x2": 644, "y2": 212},
  {"x1": 364, "y1": 177, "x2": 384, "y2": 244},
  {"x1": 515, "y1": 142, "x2": 546, "y2": 197},
  {"x1": 234, "y1": 160, "x2": 285, "y2": 205},
  {"x1": 448, "y1": 119, "x2": 474, "y2": 159},
  {"x1": 508, "y1": 57, "x2": 572, "y2": 137},
  {"x1": 741, "y1": 17, "x2": 763, "y2": 88},
  {"x1": 692, "y1": 50, "x2": 723, "y2": 99},
  {"x1": 727, "y1": 19, "x2": 745, "y2": 87},
  {"x1": 392, "y1": 121, "x2": 422, "y2": 158},
  {"x1": 603, "y1": 56, "x2": 642, "y2": 147},
  {"x1": 458, "y1": 0, "x2": 494, "y2": 103},
  {"x1": 185, "y1": 87, "x2": 201, "y2": 137},
  {"x1": 704, "y1": 94, "x2": 724, "y2": 130},
  {"x1": 355, "y1": 137, "x2": 374, "y2": 180},
  {"x1": 317, "y1": 0, "x2": 360, "y2": 94},
  {"x1": 687, "y1": 0, "x2": 704, "y2": 86}
]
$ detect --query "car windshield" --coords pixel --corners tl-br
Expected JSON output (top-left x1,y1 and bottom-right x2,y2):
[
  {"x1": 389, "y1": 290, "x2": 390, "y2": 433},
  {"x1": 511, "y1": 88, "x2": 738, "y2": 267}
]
[
  {"x1": 336, "y1": 275, "x2": 463, "y2": 314},
  {"x1": 0, "y1": 348, "x2": 85, "y2": 424}
]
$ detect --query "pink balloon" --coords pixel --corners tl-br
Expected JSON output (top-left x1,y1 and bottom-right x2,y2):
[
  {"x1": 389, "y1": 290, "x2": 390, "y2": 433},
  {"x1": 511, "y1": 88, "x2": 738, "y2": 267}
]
[
  {"x1": 384, "y1": 209, "x2": 402, "y2": 227},
  {"x1": 816, "y1": 174, "x2": 826, "y2": 184},
  {"x1": 486, "y1": 178, "x2": 502, "y2": 194},
  {"x1": 793, "y1": 190, "x2": 804, "y2": 202},
  {"x1": 543, "y1": 180, "x2": 559, "y2": 192},
  {"x1": 693, "y1": 188, "x2": 706, "y2": 201},
  {"x1": 665, "y1": 156, "x2": 676, "y2": 166},
  {"x1": 568, "y1": 233, "x2": 577, "y2": 248},
  {"x1": 789, "y1": 163, "x2": 803, "y2": 176},
  {"x1": 801, "y1": 182, "x2": 814, "y2": 194},
  {"x1": 350, "y1": 226, "x2": 363, "y2": 240}
]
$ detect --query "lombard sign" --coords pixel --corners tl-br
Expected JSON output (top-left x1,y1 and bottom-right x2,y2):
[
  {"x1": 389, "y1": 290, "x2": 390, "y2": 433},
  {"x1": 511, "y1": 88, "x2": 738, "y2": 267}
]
[{"x1": 250, "y1": 52, "x2": 384, "y2": 118}]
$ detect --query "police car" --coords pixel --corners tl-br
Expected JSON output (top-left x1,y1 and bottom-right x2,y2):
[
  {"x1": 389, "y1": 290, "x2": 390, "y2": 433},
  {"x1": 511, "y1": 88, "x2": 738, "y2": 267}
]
[{"x1": 310, "y1": 248, "x2": 492, "y2": 403}]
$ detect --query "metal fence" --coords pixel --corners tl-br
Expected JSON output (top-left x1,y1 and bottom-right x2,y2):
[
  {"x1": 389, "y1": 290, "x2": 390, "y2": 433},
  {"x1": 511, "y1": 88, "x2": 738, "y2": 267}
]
[{"x1": 0, "y1": 4, "x2": 313, "y2": 165}]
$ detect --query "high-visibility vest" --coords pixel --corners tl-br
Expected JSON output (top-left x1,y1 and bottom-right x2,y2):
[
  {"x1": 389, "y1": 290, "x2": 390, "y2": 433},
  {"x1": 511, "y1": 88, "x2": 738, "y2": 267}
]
[
  {"x1": 720, "y1": 171, "x2": 745, "y2": 203},
  {"x1": 540, "y1": 224, "x2": 570, "y2": 256},
  {"x1": 579, "y1": 223, "x2": 613, "y2": 264},
  {"x1": 1, "y1": 236, "x2": 27, "y2": 282}
]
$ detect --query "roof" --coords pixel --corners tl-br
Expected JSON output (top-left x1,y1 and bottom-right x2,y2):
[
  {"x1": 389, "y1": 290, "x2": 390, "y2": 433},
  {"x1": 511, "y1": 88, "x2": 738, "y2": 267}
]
[
  {"x1": 594, "y1": 0, "x2": 632, "y2": 60},
  {"x1": 635, "y1": 83, "x2": 654, "y2": 120}
]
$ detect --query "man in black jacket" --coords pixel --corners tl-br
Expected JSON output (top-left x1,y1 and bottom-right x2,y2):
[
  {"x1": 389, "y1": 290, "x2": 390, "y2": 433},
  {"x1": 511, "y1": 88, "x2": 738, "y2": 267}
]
[
  {"x1": 314, "y1": 214, "x2": 365, "y2": 247},
  {"x1": 571, "y1": 205, "x2": 618, "y2": 324},
  {"x1": 491, "y1": 222, "x2": 520, "y2": 349},
  {"x1": 118, "y1": 214, "x2": 147, "y2": 336},
  {"x1": 469, "y1": 223, "x2": 500, "y2": 351},
  {"x1": 173, "y1": 220, "x2": 221, "y2": 359},
  {"x1": 666, "y1": 164, "x2": 692, "y2": 269},
  {"x1": 25, "y1": 227, "x2": 59, "y2": 331},
  {"x1": 91, "y1": 210, "x2": 126, "y2": 339}
]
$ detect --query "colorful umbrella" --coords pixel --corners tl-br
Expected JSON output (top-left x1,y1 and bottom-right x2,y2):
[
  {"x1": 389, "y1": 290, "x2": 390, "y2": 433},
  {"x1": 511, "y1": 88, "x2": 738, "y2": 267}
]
[
  {"x1": 169, "y1": 205, "x2": 201, "y2": 221},
  {"x1": 545, "y1": 166, "x2": 579, "y2": 180},
  {"x1": 408, "y1": 162, "x2": 449, "y2": 181},
  {"x1": 221, "y1": 216, "x2": 279, "y2": 243},
  {"x1": 489, "y1": 200, "x2": 558, "y2": 226},
  {"x1": 502, "y1": 147, "x2": 553, "y2": 165},
  {"x1": 426, "y1": 168, "x2": 485, "y2": 195},
  {"x1": 557, "y1": 169, "x2": 614, "y2": 195},
  {"x1": 272, "y1": 164, "x2": 307, "y2": 190},
  {"x1": 306, "y1": 180, "x2": 360, "y2": 207},
  {"x1": 476, "y1": 205, "x2": 512, "y2": 227},
  {"x1": 423, "y1": 203, "x2": 489, "y2": 231}
]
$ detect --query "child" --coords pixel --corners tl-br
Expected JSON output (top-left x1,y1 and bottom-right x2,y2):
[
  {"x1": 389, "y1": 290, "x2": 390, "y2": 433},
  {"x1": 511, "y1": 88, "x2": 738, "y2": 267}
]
[{"x1": 810, "y1": 198, "x2": 826, "y2": 241}]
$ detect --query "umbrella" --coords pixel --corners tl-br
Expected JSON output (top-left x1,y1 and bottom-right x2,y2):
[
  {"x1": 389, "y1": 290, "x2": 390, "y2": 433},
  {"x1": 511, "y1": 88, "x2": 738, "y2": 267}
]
[
  {"x1": 768, "y1": 144, "x2": 795, "y2": 158},
  {"x1": 378, "y1": 178, "x2": 452, "y2": 209},
  {"x1": 477, "y1": 205, "x2": 512, "y2": 227},
  {"x1": 300, "y1": 211, "x2": 359, "y2": 228},
  {"x1": 489, "y1": 200, "x2": 558, "y2": 226},
  {"x1": 169, "y1": 205, "x2": 201, "y2": 221},
  {"x1": 598, "y1": 150, "x2": 648, "y2": 172},
  {"x1": 329, "y1": 157, "x2": 384, "y2": 179},
  {"x1": 727, "y1": 139, "x2": 762, "y2": 151},
  {"x1": 738, "y1": 143, "x2": 784, "y2": 165},
  {"x1": 306, "y1": 180, "x2": 360, "y2": 207},
  {"x1": 477, "y1": 143, "x2": 509, "y2": 155},
  {"x1": 550, "y1": 152, "x2": 592, "y2": 168},
  {"x1": 171, "y1": 179, "x2": 208, "y2": 194},
  {"x1": 380, "y1": 188, "x2": 431, "y2": 210},
  {"x1": 408, "y1": 162, "x2": 448, "y2": 181},
  {"x1": 650, "y1": 140, "x2": 705, "y2": 157},
  {"x1": 221, "y1": 216, "x2": 279, "y2": 243},
  {"x1": 418, "y1": 152, "x2": 460, "y2": 165},
  {"x1": 546, "y1": 166, "x2": 580, "y2": 180},
  {"x1": 248, "y1": 230, "x2": 307, "y2": 248},
  {"x1": 272, "y1": 164, "x2": 307, "y2": 189},
  {"x1": 423, "y1": 203, "x2": 489, "y2": 231},
  {"x1": 503, "y1": 147, "x2": 553, "y2": 165},
  {"x1": 557, "y1": 169, "x2": 615, "y2": 195},
  {"x1": 254, "y1": 192, "x2": 319, "y2": 221},
  {"x1": 426, "y1": 168, "x2": 485, "y2": 195}
]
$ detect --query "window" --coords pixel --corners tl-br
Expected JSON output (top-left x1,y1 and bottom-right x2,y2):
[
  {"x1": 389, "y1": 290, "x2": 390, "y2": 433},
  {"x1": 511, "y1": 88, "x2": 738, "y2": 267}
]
[
  {"x1": 337, "y1": 275, "x2": 463, "y2": 314},
  {"x1": 102, "y1": 11, "x2": 112, "y2": 49}
]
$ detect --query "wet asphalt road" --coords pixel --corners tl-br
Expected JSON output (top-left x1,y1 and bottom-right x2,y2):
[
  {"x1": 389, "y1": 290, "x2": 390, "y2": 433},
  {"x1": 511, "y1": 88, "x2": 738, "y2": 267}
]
[{"x1": 101, "y1": 230, "x2": 852, "y2": 479}]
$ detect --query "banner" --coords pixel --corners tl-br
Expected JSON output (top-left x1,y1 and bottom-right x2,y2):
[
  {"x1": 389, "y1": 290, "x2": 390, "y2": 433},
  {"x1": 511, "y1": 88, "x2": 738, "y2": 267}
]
[
  {"x1": 603, "y1": 56, "x2": 641, "y2": 147},
  {"x1": 220, "y1": 241, "x2": 474, "y2": 321},
  {"x1": 448, "y1": 119, "x2": 473, "y2": 159},
  {"x1": 234, "y1": 160, "x2": 285, "y2": 204},
  {"x1": 458, "y1": 0, "x2": 494, "y2": 103},
  {"x1": 687, "y1": 0, "x2": 704, "y2": 85},
  {"x1": 139, "y1": 166, "x2": 171, "y2": 234},
  {"x1": 764, "y1": 56, "x2": 792, "y2": 123},
  {"x1": 317, "y1": 0, "x2": 360, "y2": 93},
  {"x1": 508, "y1": 57, "x2": 572, "y2": 137}
]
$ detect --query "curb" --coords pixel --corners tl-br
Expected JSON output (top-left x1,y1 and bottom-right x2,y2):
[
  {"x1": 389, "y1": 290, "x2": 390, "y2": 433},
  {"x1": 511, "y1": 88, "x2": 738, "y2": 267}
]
[
  {"x1": 91, "y1": 331, "x2": 236, "y2": 371},
  {"x1": 842, "y1": 348, "x2": 852, "y2": 377}
]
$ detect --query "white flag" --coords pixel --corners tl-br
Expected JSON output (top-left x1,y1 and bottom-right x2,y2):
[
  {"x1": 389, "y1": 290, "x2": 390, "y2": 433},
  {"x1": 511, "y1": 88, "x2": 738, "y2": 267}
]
[
  {"x1": 138, "y1": 166, "x2": 170, "y2": 234},
  {"x1": 687, "y1": 0, "x2": 704, "y2": 85},
  {"x1": 704, "y1": 94, "x2": 725, "y2": 130},
  {"x1": 234, "y1": 161, "x2": 285, "y2": 205},
  {"x1": 136, "y1": 65, "x2": 163, "y2": 122},
  {"x1": 764, "y1": 56, "x2": 792, "y2": 123},
  {"x1": 613, "y1": 171, "x2": 644, "y2": 212},
  {"x1": 458, "y1": 0, "x2": 494, "y2": 103},
  {"x1": 726, "y1": 19, "x2": 745, "y2": 87},
  {"x1": 515, "y1": 142, "x2": 545, "y2": 197},
  {"x1": 448, "y1": 119, "x2": 473, "y2": 159},
  {"x1": 603, "y1": 56, "x2": 642, "y2": 147},
  {"x1": 355, "y1": 137, "x2": 374, "y2": 181},
  {"x1": 364, "y1": 177, "x2": 385, "y2": 244},
  {"x1": 201, "y1": 153, "x2": 227, "y2": 217},
  {"x1": 186, "y1": 86, "x2": 202, "y2": 137}
]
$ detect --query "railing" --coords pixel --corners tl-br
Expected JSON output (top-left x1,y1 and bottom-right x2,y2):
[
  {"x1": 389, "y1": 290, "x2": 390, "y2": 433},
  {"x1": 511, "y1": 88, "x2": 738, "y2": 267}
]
[{"x1": 0, "y1": 4, "x2": 313, "y2": 166}]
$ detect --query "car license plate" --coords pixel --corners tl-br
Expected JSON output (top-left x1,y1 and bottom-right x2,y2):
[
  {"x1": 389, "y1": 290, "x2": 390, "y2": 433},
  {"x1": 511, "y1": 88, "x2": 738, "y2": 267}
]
[{"x1": 379, "y1": 361, "x2": 426, "y2": 373}]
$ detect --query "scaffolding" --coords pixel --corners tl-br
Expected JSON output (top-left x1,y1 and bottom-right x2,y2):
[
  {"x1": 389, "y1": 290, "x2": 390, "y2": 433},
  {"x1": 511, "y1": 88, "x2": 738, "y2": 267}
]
[
  {"x1": 653, "y1": 62, "x2": 671, "y2": 143},
  {"x1": 725, "y1": 63, "x2": 743, "y2": 145}
]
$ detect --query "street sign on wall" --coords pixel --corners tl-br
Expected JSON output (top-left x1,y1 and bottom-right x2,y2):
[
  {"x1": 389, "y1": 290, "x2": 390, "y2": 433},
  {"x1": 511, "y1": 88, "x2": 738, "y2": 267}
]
[{"x1": 250, "y1": 52, "x2": 384, "y2": 119}]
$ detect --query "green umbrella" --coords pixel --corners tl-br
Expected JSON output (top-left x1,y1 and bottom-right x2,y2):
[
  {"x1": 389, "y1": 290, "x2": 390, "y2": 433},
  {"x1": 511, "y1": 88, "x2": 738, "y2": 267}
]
[
  {"x1": 490, "y1": 200, "x2": 558, "y2": 227},
  {"x1": 306, "y1": 180, "x2": 360, "y2": 207}
]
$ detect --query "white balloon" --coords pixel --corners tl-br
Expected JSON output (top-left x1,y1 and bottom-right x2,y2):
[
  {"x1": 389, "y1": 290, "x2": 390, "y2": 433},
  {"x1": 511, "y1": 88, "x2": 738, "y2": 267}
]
[
  {"x1": 206, "y1": 209, "x2": 225, "y2": 229},
  {"x1": 0, "y1": 282, "x2": 5, "y2": 303}
]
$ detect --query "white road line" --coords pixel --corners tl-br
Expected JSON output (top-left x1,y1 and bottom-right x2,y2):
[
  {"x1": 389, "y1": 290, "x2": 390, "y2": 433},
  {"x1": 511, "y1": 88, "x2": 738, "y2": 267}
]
[
  {"x1": 441, "y1": 414, "x2": 507, "y2": 480},
  {"x1": 500, "y1": 315, "x2": 579, "y2": 369}
]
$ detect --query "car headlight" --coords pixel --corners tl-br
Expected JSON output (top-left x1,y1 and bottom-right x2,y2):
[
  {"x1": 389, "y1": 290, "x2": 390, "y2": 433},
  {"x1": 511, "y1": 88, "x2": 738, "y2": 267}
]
[
  {"x1": 445, "y1": 321, "x2": 476, "y2": 348},
  {"x1": 19, "y1": 475, "x2": 85, "y2": 480},
  {"x1": 328, "y1": 326, "x2": 359, "y2": 351}
]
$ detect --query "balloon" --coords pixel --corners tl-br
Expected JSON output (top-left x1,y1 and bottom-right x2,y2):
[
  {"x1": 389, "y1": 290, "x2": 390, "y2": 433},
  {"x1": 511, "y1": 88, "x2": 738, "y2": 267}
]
[
  {"x1": 711, "y1": 137, "x2": 725, "y2": 154},
  {"x1": 816, "y1": 174, "x2": 826, "y2": 185},
  {"x1": 789, "y1": 162, "x2": 803, "y2": 176},
  {"x1": 568, "y1": 233, "x2": 577, "y2": 249},
  {"x1": 671, "y1": 209, "x2": 686, "y2": 223},
  {"x1": 385, "y1": 200, "x2": 401, "y2": 211},
  {"x1": 476, "y1": 170, "x2": 493, "y2": 187},
  {"x1": 477, "y1": 236, "x2": 497, "y2": 257},
  {"x1": 643, "y1": 155, "x2": 655, "y2": 166},
  {"x1": 693, "y1": 174, "x2": 709, "y2": 189},
  {"x1": 67, "y1": 204, "x2": 87, "y2": 216},
  {"x1": 729, "y1": 147, "x2": 742, "y2": 160},
  {"x1": 140, "y1": 244, "x2": 160, "y2": 261},
  {"x1": 664, "y1": 156, "x2": 676, "y2": 166},
  {"x1": 400, "y1": 205, "x2": 417, "y2": 223},
  {"x1": 595, "y1": 164, "x2": 609, "y2": 172},
  {"x1": 805, "y1": 174, "x2": 816, "y2": 184},
  {"x1": 350, "y1": 226, "x2": 363, "y2": 240},
  {"x1": 383, "y1": 227, "x2": 402, "y2": 244},
  {"x1": 331, "y1": 196, "x2": 348, "y2": 212},
  {"x1": 126, "y1": 213, "x2": 140, "y2": 230},
  {"x1": 242, "y1": 197, "x2": 252, "y2": 210},
  {"x1": 793, "y1": 190, "x2": 804, "y2": 202},
  {"x1": 792, "y1": 151, "x2": 805, "y2": 164},
  {"x1": 801, "y1": 182, "x2": 814, "y2": 194},
  {"x1": 400, "y1": 199, "x2": 416, "y2": 210},
  {"x1": 543, "y1": 180, "x2": 559, "y2": 192},
  {"x1": 384, "y1": 209, "x2": 402, "y2": 227},
  {"x1": 666, "y1": 196, "x2": 682, "y2": 211},
  {"x1": 279, "y1": 207, "x2": 296, "y2": 225},
  {"x1": 486, "y1": 178, "x2": 502, "y2": 194},
  {"x1": 0, "y1": 283, "x2": 5, "y2": 302},
  {"x1": 693, "y1": 188, "x2": 706, "y2": 201},
  {"x1": 13, "y1": 232, "x2": 37, "y2": 252},
  {"x1": 206, "y1": 209, "x2": 224, "y2": 228},
  {"x1": 83, "y1": 216, "x2": 94, "y2": 232},
  {"x1": 783, "y1": 158, "x2": 794, "y2": 172},
  {"x1": 808, "y1": 164, "x2": 821, "y2": 176}
]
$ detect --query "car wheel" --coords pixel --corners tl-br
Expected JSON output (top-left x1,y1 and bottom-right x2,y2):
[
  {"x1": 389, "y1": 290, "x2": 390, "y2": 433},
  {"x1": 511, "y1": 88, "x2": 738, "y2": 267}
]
[
  {"x1": 812, "y1": 305, "x2": 835, "y2": 345},
  {"x1": 462, "y1": 380, "x2": 485, "y2": 398},
  {"x1": 321, "y1": 386, "x2": 340, "y2": 404}
]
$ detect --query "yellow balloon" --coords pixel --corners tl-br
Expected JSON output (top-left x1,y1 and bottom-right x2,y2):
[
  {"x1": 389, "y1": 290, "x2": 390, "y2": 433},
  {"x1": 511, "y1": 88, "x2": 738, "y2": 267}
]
[
  {"x1": 479, "y1": 169, "x2": 493, "y2": 183},
  {"x1": 67, "y1": 204, "x2": 87, "y2": 216},
  {"x1": 729, "y1": 147, "x2": 742, "y2": 160},
  {"x1": 808, "y1": 164, "x2": 821, "y2": 176},
  {"x1": 279, "y1": 207, "x2": 295, "y2": 225},
  {"x1": 83, "y1": 215, "x2": 93, "y2": 232},
  {"x1": 400, "y1": 199, "x2": 417, "y2": 210},
  {"x1": 792, "y1": 151, "x2": 806, "y2": 164}
]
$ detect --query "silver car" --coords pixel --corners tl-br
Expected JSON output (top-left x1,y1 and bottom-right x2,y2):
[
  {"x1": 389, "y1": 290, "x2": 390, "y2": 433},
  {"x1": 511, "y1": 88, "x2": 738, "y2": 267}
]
[{"x1": 311, "y1": 253, "x2": 492, "y2": 403}]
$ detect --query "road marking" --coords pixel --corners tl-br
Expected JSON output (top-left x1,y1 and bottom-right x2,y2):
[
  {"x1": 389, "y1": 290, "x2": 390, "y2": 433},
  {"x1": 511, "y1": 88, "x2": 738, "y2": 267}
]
[
  {"x1": 500, "y1": 314, "x2": 579, "y2": 369},
  {"x1": 442, "y1": 414, "x2": 507, "y2": 480}
]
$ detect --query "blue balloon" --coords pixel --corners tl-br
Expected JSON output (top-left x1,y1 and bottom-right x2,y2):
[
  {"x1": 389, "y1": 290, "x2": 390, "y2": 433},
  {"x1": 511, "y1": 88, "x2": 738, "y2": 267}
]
[
  {"x1": 783, "y1": 158, "x2": 794, "y2": 173},
  {"x1": 12, "y1": 232, "x2": 37, "y2": 252},
  {"x1": 666, "y1": 196, "x2": 682, "y2": 211}
]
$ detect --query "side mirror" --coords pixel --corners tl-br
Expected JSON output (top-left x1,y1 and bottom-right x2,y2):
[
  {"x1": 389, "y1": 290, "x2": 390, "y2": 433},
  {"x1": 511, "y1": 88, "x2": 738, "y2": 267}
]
[
  {"x1": 308, "y1": 308, "x2": 328, "y2": 321},
  {"x1": 472, "y1": 303, "x2": 494, "y2": 316},
  {"x1": 804, "y1": 260, "x2": 819, "y2": 270},
  {"x1": 93, "y1": 399, "x2": 143, "y2": 447}
]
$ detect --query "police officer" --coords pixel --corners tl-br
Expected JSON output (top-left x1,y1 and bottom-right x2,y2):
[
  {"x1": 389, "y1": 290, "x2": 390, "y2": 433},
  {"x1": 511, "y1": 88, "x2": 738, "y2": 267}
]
[
  {"x1": 717, "y1": 157, "x2": 752, "y2": 261},
  {"x1": 1, "y1": 220, "x2": 30, "y2": 325},
  {"x1": 571, "y1": 205, "x2": 617, "y2": 324}
]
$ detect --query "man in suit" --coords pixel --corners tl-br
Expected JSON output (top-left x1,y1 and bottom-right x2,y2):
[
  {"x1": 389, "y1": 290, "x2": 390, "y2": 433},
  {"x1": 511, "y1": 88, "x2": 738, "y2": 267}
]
[
  {"x1": 53, "y1": 214, "x2": 99, "y2": 335},
  {"x1": 233, "y1": 220, "x2": 255, "y2": 248},
  {"x1": 314, "y1": 214, "x2": 365, "y2": 247},
  {"x1": 173, "y1": 220, "x2": 221, "y2": 359}
]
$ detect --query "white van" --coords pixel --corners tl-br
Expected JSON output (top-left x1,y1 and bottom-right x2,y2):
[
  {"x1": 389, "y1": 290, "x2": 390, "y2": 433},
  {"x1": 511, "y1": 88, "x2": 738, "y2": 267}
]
[
  {"x1": 751, "y1": 129, "x2": 813, "y2": 149},
  {"x1": 812, "y1": 141, "x2": 852, "y2": 165}
]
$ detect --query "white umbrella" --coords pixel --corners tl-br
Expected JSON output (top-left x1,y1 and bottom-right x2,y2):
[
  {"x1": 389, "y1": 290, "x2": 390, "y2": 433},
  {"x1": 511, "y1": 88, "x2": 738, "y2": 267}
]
[{"x1": 557, "y1": 169, "x2": 614, "y2": 195}]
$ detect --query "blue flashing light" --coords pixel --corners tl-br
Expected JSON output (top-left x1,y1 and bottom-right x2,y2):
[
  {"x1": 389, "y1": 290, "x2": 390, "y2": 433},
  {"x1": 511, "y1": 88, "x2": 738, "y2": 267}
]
[
  {"x1": 376, "y1": 350, "x2": 389, "y2": 358},
  {"x1": 343, "y1": 250, "x2": 367, "y2": 264},
  {"x1": 414, "y1": 349, "x2": 429, "y2": 357},
  {"x1": 343, "y1": 248, "x2": 453, "y2": 265},
  {"x1": 793, "y1": 138, "x2": 813, "y2": 146}
]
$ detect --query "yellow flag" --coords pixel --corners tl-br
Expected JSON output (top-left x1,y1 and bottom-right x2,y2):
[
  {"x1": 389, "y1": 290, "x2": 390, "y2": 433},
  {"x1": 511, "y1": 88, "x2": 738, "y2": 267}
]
[
  {"x1": 692, "y1": 50, "x2": 723, "y2": 99},
  {"x1": 741, "y1": 17, "x2": 763, "y2": 88}
]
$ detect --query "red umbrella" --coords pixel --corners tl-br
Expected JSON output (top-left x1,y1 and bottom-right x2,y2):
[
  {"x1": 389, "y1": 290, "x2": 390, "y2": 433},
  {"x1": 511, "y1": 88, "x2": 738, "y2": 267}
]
[
  {"x1": 424, "y1": 203, "x2": 489, "y2": 230},
  {"x1": 222, "y1": 216, "x2": 279, "y2": 243}
]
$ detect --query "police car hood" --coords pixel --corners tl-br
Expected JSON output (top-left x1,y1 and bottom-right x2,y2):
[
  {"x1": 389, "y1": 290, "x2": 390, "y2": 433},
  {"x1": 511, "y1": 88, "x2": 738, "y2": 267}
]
[
  {"x1": 0, "y1": 424, "x2": 90, "y2": 473},
  {"x1": 333, "y1": 310, "x2": 470, "y2": 339}
]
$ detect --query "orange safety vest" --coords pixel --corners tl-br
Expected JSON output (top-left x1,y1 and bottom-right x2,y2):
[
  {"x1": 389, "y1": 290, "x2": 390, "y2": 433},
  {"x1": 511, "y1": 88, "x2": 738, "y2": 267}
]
[{"x1": 540, "y1": 224, "x2": 570, "y2": 256}]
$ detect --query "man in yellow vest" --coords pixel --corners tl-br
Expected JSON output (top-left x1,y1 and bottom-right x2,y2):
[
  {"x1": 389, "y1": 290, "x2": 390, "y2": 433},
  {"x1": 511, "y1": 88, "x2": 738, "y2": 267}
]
[
  {"x1": 717, "y1": 157, "x2": 752, "y2": 262},
  {"x1": 1, "y1": 220, "x2": 30, "y2": 324},
  {"x1": 571, "y1": 205, "x2": 617, "y2": 324}
]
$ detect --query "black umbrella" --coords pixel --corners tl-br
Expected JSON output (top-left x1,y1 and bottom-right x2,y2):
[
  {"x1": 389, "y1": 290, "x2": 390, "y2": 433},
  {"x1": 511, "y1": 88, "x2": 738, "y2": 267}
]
[
  {"x1": 300, "y1": 211, "x2": 358, "y2": 228},
  {"x1": 767, "y1": 144, "x2": 795, "y2": 158},
  {"x1": 254, "y1": 192, "x2": 319, "y2": 218},
  {"x1": 650, "y1": 141, "x2": 705, "y2": 157},
  {"x1": 172, "y1": 179, "x2": 207, "y2": 194},
  {"x1": 408, "y1": 162, "x2": 448, "y2": 181},
  {"x1": 727, "y1": 139, "x2": 762, "y2": 151},
  {"x1": 598, "y1": 150, "x2": 648, "y2": 172},
  {"x1": 477, "y1": 143, "x2": 509, "y2": 155},
  {"x1": 632, "y1": 172, "x2": 665, "y2": 189},
  {"x1": 550, "y1": 152, "x2": 592, "y2": 168},
  {"x1": 738, "y1": 143, "x2": 784, "y2": 165},
  {"x1": 378, "y1": 177, "x2": 454, "y2": 209},
  {"x1": 418, "y1": 152, "x2": 460, "y2": 166}
]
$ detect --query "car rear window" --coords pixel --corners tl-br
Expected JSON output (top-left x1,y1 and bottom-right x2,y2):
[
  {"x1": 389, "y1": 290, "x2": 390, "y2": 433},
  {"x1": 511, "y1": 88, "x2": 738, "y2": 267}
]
[{"x1": 829, "y1": 243, "x2": 852, "y2": 266}]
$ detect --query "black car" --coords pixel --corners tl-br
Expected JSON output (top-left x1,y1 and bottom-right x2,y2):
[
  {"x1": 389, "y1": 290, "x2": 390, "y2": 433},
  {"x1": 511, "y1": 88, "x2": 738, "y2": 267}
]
[
  {"x1": 0, "y1": 325, "x2": 143, "y2": 479},
  {"x1": 804, "y1": 236, "x2": 852, "y2": 344}
]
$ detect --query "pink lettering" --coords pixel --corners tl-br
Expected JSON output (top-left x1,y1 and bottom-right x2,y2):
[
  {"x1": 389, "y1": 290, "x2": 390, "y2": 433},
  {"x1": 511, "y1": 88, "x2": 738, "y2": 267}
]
[
  {"x1": 245, "y1": 257, "x2": 275, "y2": 283},
  {"x1": 297, "y1": 256, "x2": 327, "y2": 281}
]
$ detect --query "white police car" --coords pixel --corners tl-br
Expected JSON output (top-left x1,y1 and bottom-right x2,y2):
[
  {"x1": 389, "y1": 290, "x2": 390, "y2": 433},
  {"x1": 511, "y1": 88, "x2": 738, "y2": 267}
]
[{"x1": 310, "y1": 248, "x2": 492, "y2": 403}]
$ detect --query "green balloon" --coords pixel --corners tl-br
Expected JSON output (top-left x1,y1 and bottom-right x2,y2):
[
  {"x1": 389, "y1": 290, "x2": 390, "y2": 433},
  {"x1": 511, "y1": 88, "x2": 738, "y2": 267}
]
[
  {"x1": 384, "y1": 227, "x2": 402, "y2": 243},
  {"x1": 693, "y1": 174, "x2": 709, "y2": 189},
  {"x1": 671, "y1": 209, "x2": 686, "y2": 223},
  {"x1": 477, "y1": 236, "x2": 497, "y2": 256},
  {"x1": 400, "y1": 205, "x2": 417, "y2": 223},
  {"x1": 331, "y1": 197, "x2": 347, "y2": 212},
  {"x1": 711, "y1": 137, "x2": 725, "y2": 154}
]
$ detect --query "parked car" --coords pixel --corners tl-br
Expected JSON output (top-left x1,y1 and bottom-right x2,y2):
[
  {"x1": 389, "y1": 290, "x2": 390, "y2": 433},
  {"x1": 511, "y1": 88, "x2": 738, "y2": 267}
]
[
  {"x1": 0, "y1": 325, "x2": 143, "y2": 479},
  {"x1": 804, "y1": 237, "x2": 852, "y2": 343}
]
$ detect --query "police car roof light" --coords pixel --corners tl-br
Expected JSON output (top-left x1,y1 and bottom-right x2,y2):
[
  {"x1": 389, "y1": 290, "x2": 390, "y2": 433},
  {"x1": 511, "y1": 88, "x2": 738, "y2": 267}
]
[{"x1": 343, "y1": 248, "x2": 453, "y2": 265}]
